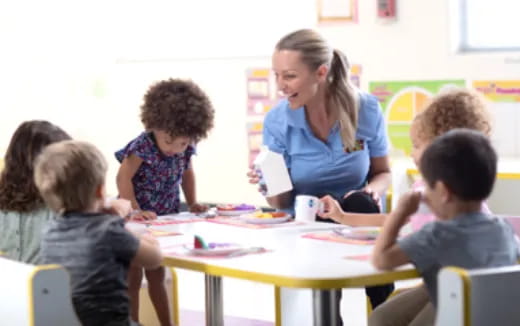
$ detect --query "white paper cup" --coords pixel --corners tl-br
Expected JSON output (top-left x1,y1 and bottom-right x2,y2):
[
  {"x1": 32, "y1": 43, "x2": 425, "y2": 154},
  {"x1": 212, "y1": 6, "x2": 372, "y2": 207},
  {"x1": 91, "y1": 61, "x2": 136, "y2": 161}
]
[{"x1": 294, "y1": 195, "x2": 324, "y2": 222}]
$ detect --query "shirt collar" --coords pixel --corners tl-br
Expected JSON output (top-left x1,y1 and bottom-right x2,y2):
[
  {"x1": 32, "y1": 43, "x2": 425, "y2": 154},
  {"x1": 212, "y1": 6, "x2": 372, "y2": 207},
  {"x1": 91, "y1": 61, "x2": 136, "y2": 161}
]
[
  {"x1": 284, "y1": 102, "x2": 308, "y2": 129},
  {"x1": 447, "y1": 211, "x2": 490, "y2": 225},
  {"x1": 284, "y1": 102, "x2": 340, "y2": 133}
]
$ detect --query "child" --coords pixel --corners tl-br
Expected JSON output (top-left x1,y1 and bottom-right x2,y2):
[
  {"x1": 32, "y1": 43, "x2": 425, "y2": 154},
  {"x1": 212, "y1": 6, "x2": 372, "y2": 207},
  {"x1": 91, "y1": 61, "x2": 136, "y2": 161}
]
[
  {"x1": 319, "y1": 89, "x2": 492, "y2": 228},
  {"x1": 35, "y1": 140, "x2": 163, "y2": 326},
  {"x1": 0, "y1": 120, "x2": 70, "y2": 264},
  {"x1": 115, "y1": 78, "x2": 215, "y2": 325},
  {"x1": 369, "y1": 129, "x2": 519, "y2": 326}
]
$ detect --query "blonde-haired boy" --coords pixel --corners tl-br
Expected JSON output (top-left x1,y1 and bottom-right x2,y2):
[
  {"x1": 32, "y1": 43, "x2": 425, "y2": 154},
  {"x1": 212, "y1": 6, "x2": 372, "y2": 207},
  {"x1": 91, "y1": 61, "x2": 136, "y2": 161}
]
[{"x1": 35, "y1": 140, "x2": 162, "y2": 326}]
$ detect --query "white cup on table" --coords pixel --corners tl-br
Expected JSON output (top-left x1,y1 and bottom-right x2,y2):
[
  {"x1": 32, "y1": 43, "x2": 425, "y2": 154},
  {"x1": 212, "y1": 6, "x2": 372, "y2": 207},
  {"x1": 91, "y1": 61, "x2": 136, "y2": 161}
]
[{"x1": 294, "y1": 195, "x2": 324, "y2": 222}]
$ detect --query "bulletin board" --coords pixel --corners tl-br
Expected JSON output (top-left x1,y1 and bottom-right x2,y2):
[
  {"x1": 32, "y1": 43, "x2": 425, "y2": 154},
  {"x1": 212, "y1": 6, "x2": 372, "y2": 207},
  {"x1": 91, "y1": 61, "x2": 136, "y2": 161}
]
[
  {"x1": 473, "y1": 80, "x2": 520, "y2": 156},
  {"x1": 317, "y1": 0, "x2": 358, "y2": 23}
]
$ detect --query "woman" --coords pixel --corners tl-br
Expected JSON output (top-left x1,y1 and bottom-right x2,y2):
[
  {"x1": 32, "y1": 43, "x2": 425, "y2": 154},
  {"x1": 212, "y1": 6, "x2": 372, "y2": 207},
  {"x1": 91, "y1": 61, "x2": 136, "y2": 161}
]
[
  {"x1": 0, "y1": 120, "x2": 71, "y2": 264},
  {"x1": 248, "y1": 29, "x2": 393, "y2": 324}
]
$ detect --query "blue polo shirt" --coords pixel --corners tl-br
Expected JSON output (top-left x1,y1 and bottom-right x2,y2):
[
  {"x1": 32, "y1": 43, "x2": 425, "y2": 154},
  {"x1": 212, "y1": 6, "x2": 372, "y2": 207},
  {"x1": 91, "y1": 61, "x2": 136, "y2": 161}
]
[{"x1": 263, "y1": 91, "x2": 388, "y2": 205}]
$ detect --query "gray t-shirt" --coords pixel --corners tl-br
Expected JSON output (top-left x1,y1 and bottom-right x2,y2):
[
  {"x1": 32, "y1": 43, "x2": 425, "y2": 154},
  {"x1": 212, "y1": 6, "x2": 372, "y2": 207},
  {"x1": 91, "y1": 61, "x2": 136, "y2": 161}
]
[
  {"x1": 41, "y1": 212, "x2": 140, "y2": 326},
  {"x1": 399, "y1": 212, "x2": 519, "y2": 305}
]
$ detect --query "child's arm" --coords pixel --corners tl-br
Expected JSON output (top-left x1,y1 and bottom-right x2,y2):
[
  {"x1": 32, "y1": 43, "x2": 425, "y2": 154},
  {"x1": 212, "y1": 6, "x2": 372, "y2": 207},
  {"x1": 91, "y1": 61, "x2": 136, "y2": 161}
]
[
  {"x1": 371, "y1": 191, "x2": 421, "y2": 270},
  {"x1": 181, "y1": 168, "x2": 207, "y2": 213},
  {"x1": 132, "y1": 233, "x2": 163, "y2": 269},
  {"x1": 116, "y1": 154, "x2": 157, "y2": 220},
  {"x1": 319, "y1": 195, "x2": 387, "y2": 226}
]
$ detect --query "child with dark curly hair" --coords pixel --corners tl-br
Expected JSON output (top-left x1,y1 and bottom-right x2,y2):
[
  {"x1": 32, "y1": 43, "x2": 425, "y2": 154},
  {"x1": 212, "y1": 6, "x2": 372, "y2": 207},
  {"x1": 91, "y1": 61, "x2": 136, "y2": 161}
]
[
  {"x1": 0, "y1": 120, "x2": 71, "y2": 264},
  {"x1": 115, "y1": 78, "x2": 214, "y2": 326}
]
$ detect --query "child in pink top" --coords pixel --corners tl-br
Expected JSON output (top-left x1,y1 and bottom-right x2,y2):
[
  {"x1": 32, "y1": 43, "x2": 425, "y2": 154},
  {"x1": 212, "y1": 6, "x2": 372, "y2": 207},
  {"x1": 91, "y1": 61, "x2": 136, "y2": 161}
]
[{"x1": 407, "y1": 91, "x2": 492, "y2": 232}]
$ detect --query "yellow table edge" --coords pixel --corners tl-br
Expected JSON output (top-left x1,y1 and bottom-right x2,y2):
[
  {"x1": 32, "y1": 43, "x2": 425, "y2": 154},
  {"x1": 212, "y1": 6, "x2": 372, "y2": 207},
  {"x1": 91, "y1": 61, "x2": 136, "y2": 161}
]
[
  {"x1": 407, "y1": 168, "x2": 520, "y2": 180},
  {"x1": 162, "y1": 256, "x2": 419, "y2": 289}
]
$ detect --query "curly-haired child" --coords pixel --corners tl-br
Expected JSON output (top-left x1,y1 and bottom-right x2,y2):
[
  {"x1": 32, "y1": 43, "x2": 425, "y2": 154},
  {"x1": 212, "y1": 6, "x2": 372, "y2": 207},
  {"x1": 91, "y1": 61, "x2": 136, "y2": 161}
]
[
  {"x1": 115, "y1": 78, "x2": 215, "y2": 326},
  {"x1": 368, "y1": 89, "x2": 495, "y2": 326},
  {"x1": 408, "y1": 88, "x2": 492, "y2": 231}
]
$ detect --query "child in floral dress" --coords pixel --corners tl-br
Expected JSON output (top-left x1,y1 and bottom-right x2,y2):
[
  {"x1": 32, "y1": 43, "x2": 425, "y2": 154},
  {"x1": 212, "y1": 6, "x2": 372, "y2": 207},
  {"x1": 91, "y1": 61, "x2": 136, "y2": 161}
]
[{"x1": 115, "y1": 78, "x2": 215, "y2": 326}]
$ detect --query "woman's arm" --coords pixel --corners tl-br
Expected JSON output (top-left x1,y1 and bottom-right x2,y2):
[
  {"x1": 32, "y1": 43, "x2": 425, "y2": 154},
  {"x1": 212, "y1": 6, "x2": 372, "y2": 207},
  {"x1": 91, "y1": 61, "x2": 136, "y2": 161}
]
[
  {"x1": 265, "y1": 191, "x2": 293, "y2": 210},
  {"x1": 366, "y1": 156, "x2": 391, "y2": 195}
]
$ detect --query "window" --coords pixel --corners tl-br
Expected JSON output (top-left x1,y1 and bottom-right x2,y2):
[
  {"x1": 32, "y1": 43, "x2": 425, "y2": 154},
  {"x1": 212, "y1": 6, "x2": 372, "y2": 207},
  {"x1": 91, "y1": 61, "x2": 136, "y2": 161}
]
[{"x1": 459, "y1": 0, "x2": 520, "y2": 52}]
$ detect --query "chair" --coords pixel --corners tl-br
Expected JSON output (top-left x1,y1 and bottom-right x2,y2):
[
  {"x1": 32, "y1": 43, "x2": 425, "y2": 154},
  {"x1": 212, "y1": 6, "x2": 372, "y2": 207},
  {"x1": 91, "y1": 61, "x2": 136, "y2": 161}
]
[
  {"x1": 436, "y1": 265, "x2": 520, "y2": 326},
  {"x1": 0, "y1": 257, "x2": 81, "y2": 326}
]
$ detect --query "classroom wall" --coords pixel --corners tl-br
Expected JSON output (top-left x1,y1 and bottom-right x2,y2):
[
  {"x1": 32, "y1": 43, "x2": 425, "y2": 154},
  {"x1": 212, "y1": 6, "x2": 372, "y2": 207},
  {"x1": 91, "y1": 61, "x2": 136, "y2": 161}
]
[{"x1": 1, "y1": 0, "x2": 519, "y2": 208}]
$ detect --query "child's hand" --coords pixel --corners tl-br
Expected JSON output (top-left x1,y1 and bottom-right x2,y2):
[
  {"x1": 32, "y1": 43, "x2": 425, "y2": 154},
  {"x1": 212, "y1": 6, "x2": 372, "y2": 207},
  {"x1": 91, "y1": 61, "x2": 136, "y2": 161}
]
[
  {"x1": 393, "y1": 191, "x2": 422, "y2": 222},
  {"x1": 189, "y1": 203, "x2": 208, "y2": 213},
  {"x1": 129, "y1": 210, "x2": 157, "y2": 221},
  {"x1": 104, "y1": 199, "x2": 133, "y2": 218},
  {"x1": 140, "y1": 232, "x2": 159, "y2": 246},
  {"x1": 318, "y1": 195, "x2": 344, "y2": 223}
]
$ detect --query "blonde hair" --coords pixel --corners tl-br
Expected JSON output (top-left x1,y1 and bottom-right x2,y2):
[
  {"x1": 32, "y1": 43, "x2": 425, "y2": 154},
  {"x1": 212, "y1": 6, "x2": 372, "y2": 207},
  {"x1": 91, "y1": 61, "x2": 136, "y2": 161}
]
[
  {"x1": 414, "y1": 88, "x2": 492, "y2": 142},
  {"x1": 276, "y1": 29, "x2": 359, "y2": 149},
  {"x1": 34, "y1": 140, "x2": 107, "y2": 214}
]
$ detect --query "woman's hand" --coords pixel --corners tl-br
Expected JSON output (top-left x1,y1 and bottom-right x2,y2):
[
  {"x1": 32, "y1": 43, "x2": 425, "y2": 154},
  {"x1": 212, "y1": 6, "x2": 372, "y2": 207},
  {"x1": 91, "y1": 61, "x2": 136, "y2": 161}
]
[
  {"x1": 247, "y1": 167, "x2": 267, "y2": 195},
  {"x1": 188, "y1": 203, "x2": 208, "y2": 213},
  {"x1": 318, "y1": 195, "x2": 345, "y2": 224}
]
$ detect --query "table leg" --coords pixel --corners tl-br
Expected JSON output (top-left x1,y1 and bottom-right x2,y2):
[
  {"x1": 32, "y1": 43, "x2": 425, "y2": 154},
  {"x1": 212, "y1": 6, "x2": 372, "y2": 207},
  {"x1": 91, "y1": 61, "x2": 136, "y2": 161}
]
[
  {"x1": 204, "y1": 274, "x2": 224, "y2": 326},
  {"x1": 312, "y1": 289, "x2": 342, "y2": 326}
]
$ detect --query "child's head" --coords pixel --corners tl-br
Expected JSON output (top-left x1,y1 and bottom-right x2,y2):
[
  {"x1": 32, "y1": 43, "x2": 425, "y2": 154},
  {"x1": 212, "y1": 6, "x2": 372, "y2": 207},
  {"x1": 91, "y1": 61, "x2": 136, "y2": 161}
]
[
  {"x1": 419, "y1": 129, "x2": 496, "y2": 218},
  {"x1": 410, "y1": 89, "x2": 491, "y2": 166},
  {"x1": 0, "y1": 120, "x2": 71, "y2": 212},
  {"x1": 140, "y1": 79, "x2": 215, "y2": 156},
  {"x1": 34, "y1": 140, "x2": 107, "y2": 215}
]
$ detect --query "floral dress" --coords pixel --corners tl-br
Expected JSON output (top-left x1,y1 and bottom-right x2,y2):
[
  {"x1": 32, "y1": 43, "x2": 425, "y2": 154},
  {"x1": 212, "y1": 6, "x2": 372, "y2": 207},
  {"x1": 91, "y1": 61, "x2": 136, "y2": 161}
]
[{"x1": 115, "y1": 132, "x2": 194, "y2": 215}]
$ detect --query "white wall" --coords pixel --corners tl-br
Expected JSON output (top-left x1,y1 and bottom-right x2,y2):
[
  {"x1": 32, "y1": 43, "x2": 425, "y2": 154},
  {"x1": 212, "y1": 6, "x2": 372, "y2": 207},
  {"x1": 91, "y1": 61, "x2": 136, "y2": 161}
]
[{"x1": 1, "y1": 0, "x2": 519, "y2": 207}]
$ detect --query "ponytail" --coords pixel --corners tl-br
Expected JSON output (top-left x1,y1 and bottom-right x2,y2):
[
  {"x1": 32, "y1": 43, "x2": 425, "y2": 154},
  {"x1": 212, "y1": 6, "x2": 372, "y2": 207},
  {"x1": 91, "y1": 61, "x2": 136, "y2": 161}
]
[{"x1": 329, "y1": 49, "x2": 359, "y2": 150}]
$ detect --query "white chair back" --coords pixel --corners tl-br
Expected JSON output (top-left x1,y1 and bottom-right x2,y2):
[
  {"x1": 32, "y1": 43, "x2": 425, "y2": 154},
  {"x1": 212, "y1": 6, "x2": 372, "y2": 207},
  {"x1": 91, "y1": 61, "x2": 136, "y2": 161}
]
[
  {"x1": 0, "y1": 257, "x2": 80, "y2": 326},
  {"x1": 436, "y1": 265, "x2": 520, "y2": 326}
]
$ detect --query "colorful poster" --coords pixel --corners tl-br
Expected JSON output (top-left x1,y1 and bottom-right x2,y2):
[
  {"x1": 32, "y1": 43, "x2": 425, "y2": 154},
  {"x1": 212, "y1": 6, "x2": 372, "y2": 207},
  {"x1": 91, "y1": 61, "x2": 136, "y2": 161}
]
[
  {"x1": 369, "y1": 80, "x2": 465, "y2": 156},
  {"x1": 473, "y1": 81, "x2": 520, "y2": 102},
  {"x1": 246, "y1": 121, "x2": 264, "y2": 167},
  {"x1": 246, "y1": 68, "x2": 280, "y2": 117},
  {"x1": 473, "y1": 80, "x2": 520, "y2": 156},
  {"x1": 350, "y1": 64, "x2": 362, "y2": 88}
]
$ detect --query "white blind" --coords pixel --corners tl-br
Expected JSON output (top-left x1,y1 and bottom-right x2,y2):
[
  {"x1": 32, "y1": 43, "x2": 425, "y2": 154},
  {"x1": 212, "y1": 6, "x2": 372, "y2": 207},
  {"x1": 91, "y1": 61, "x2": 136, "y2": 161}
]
[{"x1": 462, "y1": 0, "x2": 520, "y2": 51}]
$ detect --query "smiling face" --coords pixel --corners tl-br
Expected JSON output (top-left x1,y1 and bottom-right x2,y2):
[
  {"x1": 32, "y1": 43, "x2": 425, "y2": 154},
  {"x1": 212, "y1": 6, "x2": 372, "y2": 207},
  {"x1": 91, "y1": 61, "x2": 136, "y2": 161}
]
[
  {"x1": 153, "y1": 130, "x2": 190, "y2": 157},
  {"x1": 272, "y1": 49, "x2": 328, "y2": 109}
]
